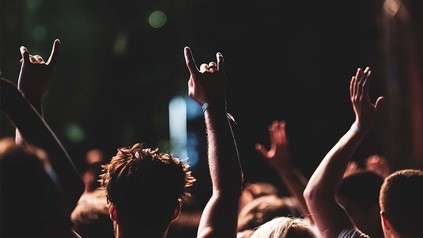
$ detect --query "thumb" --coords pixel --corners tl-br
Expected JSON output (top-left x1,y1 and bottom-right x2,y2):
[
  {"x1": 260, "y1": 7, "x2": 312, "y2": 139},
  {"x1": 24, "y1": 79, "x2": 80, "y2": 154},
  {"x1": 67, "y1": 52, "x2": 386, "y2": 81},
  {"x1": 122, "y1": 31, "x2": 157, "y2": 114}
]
[
  {"x1": 255, "y1": 143, "x2": 268, "y2": 157},
  {"x1": 375, "y1": 96, "x2": 385, "y2": 113}
]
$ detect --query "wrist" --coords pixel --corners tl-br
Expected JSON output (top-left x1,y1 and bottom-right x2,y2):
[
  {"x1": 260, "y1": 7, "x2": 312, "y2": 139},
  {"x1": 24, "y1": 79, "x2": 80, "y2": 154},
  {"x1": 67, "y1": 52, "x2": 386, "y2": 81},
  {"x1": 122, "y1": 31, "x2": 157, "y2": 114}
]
[{"x1": 350, "y1": 122, "x2": 367, "y2": 135}]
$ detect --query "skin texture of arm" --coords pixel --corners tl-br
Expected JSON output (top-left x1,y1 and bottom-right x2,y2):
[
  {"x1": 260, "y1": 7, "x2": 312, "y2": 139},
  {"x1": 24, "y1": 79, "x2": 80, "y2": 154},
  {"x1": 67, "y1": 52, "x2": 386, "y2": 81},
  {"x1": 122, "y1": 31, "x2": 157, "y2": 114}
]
[
  {"x1": 255, "y1": 120, "x2": 311, "y2": 219},
  {"x1": 303, "y1": 67, "x2": 385, "y2": 238},
  {"x1": 184, "y1": 46, "x2": 242, "y2": 238}
]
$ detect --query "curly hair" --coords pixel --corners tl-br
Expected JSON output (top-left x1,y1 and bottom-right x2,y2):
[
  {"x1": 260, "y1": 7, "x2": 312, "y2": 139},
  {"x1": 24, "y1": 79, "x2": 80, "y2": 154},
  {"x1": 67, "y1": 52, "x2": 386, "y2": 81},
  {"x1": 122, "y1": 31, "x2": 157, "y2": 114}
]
[{"x1": 100, "y1": 143, "x2": 195, "y2": 227}]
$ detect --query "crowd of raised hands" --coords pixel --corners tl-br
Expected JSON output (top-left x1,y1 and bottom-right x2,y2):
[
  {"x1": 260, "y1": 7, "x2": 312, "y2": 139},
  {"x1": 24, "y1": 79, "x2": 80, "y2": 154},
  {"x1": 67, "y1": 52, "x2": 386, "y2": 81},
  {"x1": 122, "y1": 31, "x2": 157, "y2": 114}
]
[{"x1": 1, "y1": 39, "x2": 422, "y2": 238}]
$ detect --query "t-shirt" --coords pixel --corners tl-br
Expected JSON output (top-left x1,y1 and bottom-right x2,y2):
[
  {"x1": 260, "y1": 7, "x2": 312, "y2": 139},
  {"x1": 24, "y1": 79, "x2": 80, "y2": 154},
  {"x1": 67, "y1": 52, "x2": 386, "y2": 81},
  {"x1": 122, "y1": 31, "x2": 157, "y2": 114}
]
[{"x1": 339, "y1": 228, "x2": 371, "y2": 238}]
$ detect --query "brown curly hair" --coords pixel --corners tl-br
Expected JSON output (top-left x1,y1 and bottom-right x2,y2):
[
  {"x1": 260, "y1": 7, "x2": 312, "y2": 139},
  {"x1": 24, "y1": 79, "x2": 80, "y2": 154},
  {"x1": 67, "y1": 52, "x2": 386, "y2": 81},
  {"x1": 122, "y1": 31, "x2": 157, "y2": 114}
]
[{"x1": 100, "y1": 143, "x2": 195, "y2": 227}]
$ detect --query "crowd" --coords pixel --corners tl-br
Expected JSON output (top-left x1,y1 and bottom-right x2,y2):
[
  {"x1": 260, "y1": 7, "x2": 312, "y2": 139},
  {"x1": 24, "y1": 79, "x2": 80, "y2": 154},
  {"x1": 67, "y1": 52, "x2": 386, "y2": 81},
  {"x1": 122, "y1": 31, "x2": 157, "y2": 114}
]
[{"x1": 1, "y1": 37, "x2": 422, "y2": 238}]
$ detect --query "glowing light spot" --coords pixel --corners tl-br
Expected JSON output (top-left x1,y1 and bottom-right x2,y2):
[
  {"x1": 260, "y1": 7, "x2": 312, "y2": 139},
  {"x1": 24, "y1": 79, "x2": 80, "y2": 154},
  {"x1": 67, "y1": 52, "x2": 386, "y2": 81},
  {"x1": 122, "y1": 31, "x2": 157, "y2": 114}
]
[
  {"x1": 148, "y1": 10, "x2": 167, "y2": 29},
  {"x1": 114, "y1": 31, "x2": 128, "y2": 56},
  {"x1": 65, "y1": 124, "x2": 85, "y2": 143}
]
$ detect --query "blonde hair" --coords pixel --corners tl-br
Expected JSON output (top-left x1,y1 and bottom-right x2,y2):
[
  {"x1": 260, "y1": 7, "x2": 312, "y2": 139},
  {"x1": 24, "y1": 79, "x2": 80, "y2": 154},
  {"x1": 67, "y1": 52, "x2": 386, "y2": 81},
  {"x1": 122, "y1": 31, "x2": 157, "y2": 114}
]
[{"x1": 251, "y1": 216, "x2": 318, "y2": 238}]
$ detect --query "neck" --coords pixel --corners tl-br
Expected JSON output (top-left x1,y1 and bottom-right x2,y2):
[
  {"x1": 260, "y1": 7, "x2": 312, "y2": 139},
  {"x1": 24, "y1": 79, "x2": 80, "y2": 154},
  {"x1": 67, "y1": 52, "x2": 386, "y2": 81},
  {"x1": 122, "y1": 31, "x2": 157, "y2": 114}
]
[{"x1": 114, "y1": 221, "x2": 169, "y2": 238}]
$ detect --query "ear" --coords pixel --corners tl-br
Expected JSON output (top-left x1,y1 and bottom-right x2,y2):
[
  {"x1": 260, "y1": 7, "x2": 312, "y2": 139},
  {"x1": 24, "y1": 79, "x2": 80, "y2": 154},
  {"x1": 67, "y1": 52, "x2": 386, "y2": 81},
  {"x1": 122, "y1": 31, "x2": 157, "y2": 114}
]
[
  {"x1": 109, "y1": 203, "x2": 118, "y2": 222},
  {"x1": 171, "y1": 200, "x2": 182, "y2": 222},
  {"x1": 380, "y1": 211, "x2": 392, "y2": 231}
]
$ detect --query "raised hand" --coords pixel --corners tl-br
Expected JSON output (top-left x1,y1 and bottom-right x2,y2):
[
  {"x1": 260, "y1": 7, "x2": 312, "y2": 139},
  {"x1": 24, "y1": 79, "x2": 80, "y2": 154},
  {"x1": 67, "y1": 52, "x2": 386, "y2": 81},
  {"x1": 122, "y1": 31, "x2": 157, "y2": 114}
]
[
  {"x1": 350, "y1": 67, "x2": 385, "y2": 133},
  {"x1": 18, "y1": 39, "x2": 60, "y2": 105},
  {"x1": 255, "y1": 120, "x2": 292, "y2": 172},
  {"x1": 184, "y1": 46, "x2": 226, "y2": 107}
]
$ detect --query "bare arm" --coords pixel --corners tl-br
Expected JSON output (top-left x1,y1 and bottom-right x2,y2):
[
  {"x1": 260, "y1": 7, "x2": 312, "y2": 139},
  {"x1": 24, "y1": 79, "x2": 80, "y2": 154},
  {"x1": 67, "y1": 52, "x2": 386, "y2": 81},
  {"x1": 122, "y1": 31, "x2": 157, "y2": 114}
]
[
  {"x1": 255, "y1": 120, "x2": 310, "y2": 219},
  {"x1": 184, "y1": 46, "x2": 242, "y2": 238},
  {"x1": 4, "y1": 40, "x2": 84, "y2": 213},
  {"x1": 303, "y1": 67, "x2": 385, "y2": 238}
]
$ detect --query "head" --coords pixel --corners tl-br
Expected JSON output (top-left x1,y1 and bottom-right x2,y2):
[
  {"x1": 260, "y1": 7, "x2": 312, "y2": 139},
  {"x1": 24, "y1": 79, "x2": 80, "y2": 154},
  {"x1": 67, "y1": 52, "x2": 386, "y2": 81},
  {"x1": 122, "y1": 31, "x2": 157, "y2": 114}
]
[
  {"x1": 336, "y1": 170, "x2": 384, "y2": 238},
  {"x1": 100, "y1": 143, "x2": 195, "y2": 234},
  {"x1": 239, "y1": 182, "x2": 280, "y2": 213},
  {"x1": 250, "y1": 216, "x2": 318, "y2": 238},
  {"x1": 379, "y1": 169, "x2": 423, "y2": 238},
  {"x1": 0, "y1": 137, "x2": 74, "y2": 238},
  {"x1": 71, "y1": 189, "x2": 114, "y2": 238},
  {"x1": 83, "y1": 149, "x2": 106, "y2": 193},
  {"x1": 237, "y1": 195, "x2": 302, "y2": 233}
]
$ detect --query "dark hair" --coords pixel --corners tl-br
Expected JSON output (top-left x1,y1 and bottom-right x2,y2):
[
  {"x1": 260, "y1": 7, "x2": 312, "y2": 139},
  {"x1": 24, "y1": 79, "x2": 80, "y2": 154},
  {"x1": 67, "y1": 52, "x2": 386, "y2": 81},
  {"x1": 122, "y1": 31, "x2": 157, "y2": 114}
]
[
  {"x1": 0, "y1": 138, "x2": 70, "y2": 238},
  {"x1": 337, "y1": 170, "x2": 384, "y2": 213},
  {"x1": 100, "y1": 143, "x2": 195, "y2": 227},
  {"x1": 379, "y1": 169, "x2": 423, "y2": 238}
]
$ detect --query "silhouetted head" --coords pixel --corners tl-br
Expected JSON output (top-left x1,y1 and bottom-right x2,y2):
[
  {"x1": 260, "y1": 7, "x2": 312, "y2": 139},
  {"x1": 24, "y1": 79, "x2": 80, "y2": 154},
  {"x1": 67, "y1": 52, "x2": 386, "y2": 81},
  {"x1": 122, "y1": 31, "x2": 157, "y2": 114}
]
[
  {"x1": 336, "y1": 170, "x2": 384, "y2": 238},
  {"x1": 379, "y1": 169, "x2": 423, "y2": 238},
  {"x1": 238, "y1": 195, "x2": 302, "y2": 232},
  {"x1": 71, "y1": 189, "x2": 114, "y2": 238},
  {"x1": 0, "y1": 137, "x2": 73, "y2": 238}
]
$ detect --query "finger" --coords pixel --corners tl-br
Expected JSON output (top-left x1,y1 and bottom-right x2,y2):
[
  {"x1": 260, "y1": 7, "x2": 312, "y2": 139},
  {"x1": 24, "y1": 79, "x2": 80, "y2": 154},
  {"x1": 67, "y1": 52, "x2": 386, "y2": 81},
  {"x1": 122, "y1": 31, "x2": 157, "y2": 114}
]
[
  {"x1": 375, "y1": 96, "x2": 385, "y2": 113},
  {"x1": 216, "y1": 52, "x2": 224, "y2": 72},
  {"x1": 47, "y1": 39, "x2": 60, "y2": 66},
  {"x1": 33, "y1": 55, "x2": 45, "y2": 63},
  {"x1": 208, "y1": 62, "x2": 217, "y2": 68},
  {"x1": 184, "y1": 46, "x2": 199, "y2": 77},
  {"x1": 352, "y1": 68, "x2": 362, "y2": 97},
  {"x1": 356, "y1": 69, "x2": 366, "y2": 99},
  {"x1": 20, "y1": 46, "x2": 30, "y2": 64},
  {"x1": 363, "y1": 68, "x2": 372, "y2": 101},
  {"x1": 350, "y1": 75, "x2": 355, "y2": 98},
  {"x1": 200, "y1": 63, "x2": 209, "y2": 73},
  {"x1": 29, "y1": 55, "x2": 39, "y2": 63},
  {"x1": 255, "y1": 143, "x2": 268, "y2": 157},
  {"x1": 208, "y1": 61, "x2": 217, "y2": 72}
]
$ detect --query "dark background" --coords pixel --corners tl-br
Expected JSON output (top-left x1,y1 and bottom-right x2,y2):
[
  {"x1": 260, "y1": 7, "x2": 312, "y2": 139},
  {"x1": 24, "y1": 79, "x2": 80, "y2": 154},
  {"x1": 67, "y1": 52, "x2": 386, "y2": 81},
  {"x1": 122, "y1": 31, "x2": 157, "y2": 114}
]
[{"x1": 2, "y1": 0, "x2": 423, "y2": 208}]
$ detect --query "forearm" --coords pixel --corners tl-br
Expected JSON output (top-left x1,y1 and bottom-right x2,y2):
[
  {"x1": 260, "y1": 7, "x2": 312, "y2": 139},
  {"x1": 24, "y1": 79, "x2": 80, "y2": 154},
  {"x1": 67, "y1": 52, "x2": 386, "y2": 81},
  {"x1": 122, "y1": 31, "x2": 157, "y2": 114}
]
[
  {"x1": 305, "y1": 127, "x2": 365, "y2": 197},
  {"x1": 197, "y1": 106, "x2": 242, "y2": 238},
  {"x1": 204, "y1": 106, "x2": 242, "y2": 194},
  {"x1": 278, "y1": 168, "x2": 310, "y2": 217}
]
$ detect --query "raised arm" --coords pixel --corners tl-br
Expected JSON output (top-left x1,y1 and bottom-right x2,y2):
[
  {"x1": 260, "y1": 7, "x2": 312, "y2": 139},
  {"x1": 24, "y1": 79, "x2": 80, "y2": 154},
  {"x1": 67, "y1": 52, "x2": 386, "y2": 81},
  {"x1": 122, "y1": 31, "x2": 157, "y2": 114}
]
[
  {"x1": 255, "y1": 120, "x2": 310, "y2": 219},
  {"x1": 184, "y1": 46, "x2": 242, "y2": 238},
  {"x1": 3, "y1": 40, "x2": 83, "y2": 213},
  {"x1": 303, "y1": 67, "x2": 385, "y2": 238}
]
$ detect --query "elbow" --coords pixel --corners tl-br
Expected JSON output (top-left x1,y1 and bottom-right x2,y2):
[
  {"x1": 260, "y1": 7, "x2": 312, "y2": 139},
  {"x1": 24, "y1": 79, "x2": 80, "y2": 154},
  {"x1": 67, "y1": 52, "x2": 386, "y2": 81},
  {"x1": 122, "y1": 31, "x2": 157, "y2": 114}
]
[{"x1": 303, "y1": 183, "x2": 316, "y2": 207}]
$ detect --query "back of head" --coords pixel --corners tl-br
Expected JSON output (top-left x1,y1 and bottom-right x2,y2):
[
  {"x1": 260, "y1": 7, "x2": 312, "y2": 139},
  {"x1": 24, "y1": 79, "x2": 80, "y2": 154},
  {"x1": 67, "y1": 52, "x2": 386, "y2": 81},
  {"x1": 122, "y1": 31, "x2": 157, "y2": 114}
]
[
  {"x1": 83, "y1": 149, "x2": 106, "y2": 192},
  {"x1": 0, "y1": 138, "x2": 70, "y2": 238},
  {"x1": 239, "y1": 182, "x2": 281, "y2": 216},
  {"x1": 337, "y1": 170, "x2": 384, "y2": 213},
  {"x1": 100, "y1": 143, "x2": 195, "y2": 229},
  {"x1": 71, "y1": 189, "x2": 114, "y2": 238},
  {"x1": 250, "y1": 216, "x2": 318, "y2": 238},
  {"x1": 379, "y1": 169, "x2": 423, "y2": 238},
  {"x1": 337, "y1": 170, "x2": 384, "y2": 238},
  {"x1": 238, "y1": 195, "x2": 302, "y2": 232}
]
